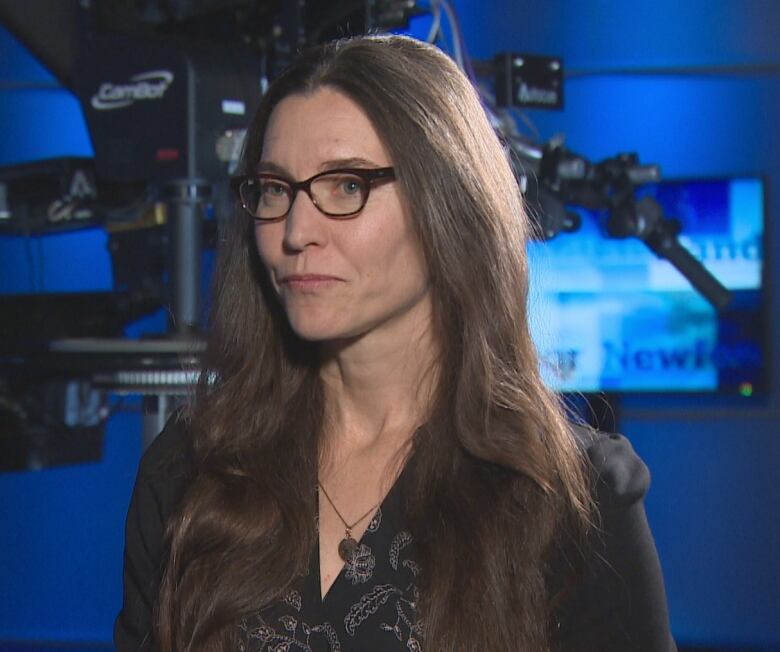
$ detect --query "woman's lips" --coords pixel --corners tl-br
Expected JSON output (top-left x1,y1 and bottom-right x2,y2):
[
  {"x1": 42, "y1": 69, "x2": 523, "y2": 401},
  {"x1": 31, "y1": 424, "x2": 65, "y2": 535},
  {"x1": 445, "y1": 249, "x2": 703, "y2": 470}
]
[{"x1": 279, "y1": 274, "x2": 343, "y2": 291}]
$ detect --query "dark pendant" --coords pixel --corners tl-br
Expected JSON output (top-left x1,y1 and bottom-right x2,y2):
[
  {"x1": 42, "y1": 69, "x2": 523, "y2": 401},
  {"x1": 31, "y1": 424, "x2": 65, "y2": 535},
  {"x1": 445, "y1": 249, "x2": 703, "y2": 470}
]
[{"x1": 338, "y1": 536, "x2": 358, "y2": 561}]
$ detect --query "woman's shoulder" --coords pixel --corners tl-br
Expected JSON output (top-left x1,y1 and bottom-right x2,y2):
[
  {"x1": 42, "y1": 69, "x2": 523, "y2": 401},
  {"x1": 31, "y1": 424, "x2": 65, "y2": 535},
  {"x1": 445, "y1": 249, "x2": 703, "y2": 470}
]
[
  {"x1": 570, "y1": 423, "x2": 651, "y2": 511},
  {"x1": 136, "y1": 409, "x2": 195, "y2": 493},
  {"x1": 556, "y1": 424, "x2": 677, "y2": 651},
  {"x1": 115, "y1": 410, "x2": 196, "y2": 651}
]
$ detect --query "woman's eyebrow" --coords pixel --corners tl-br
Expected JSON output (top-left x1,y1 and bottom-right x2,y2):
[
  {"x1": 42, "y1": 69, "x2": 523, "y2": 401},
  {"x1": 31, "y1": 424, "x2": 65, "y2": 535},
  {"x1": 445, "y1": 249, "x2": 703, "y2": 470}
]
[
  {"x1": 255, "y1": 157, "x2": 384, "y2": 177},
  {"x1": 317, "y1": 157, "x2": 383, "y2": 170},
  {"x1": 256, "y1": 161, "x2": 289, "y2": 176}
]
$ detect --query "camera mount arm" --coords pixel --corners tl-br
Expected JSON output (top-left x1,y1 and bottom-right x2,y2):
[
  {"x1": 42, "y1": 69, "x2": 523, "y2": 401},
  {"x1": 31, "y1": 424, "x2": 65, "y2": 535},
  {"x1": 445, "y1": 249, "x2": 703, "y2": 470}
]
[{"x1": 509, "y1": 137, "x2": 733, "y2": 310}]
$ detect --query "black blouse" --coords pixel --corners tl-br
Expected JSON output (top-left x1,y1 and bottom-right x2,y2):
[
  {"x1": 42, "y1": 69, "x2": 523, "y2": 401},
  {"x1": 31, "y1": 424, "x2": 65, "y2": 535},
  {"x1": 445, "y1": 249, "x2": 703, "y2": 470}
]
[
  {"x1": 115, "y1": 417, "x2": 677, "y2": 652},
  {"x1": 237, "y1": 479, "x2": 421, "y2": 652}
]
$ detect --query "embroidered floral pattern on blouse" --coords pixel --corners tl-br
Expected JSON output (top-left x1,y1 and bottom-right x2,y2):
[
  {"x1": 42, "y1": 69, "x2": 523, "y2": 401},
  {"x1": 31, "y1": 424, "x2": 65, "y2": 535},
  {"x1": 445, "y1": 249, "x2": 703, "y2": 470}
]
[
  {"x1": 343, "y1": 584, "x2": 402, "y2": 636},
  {"x1": 237, "y1": 614, "x2": 341, "y2": 652},
  {"x1": 389, "y1": 531, "x2": 413, "y2": 570},
  {"x1": 366, "y1": 507, "x2": 382, "y2": 533},
  {"x1": 284, "y1": 589, "x2": 303, "y2": 611},
  {"x1": 379, "y1": 588, "x2": 424, "y2": 650},
  {"x1": 401, "y1": 559, "x2": 420, "y2": 577}
]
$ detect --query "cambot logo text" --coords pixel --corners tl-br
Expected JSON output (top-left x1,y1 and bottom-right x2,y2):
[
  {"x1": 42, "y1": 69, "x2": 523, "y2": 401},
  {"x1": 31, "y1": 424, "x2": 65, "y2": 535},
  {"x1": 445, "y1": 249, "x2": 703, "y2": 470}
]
[{"x1": 91, "y1": 70, "x2": 174, "y2": 110}]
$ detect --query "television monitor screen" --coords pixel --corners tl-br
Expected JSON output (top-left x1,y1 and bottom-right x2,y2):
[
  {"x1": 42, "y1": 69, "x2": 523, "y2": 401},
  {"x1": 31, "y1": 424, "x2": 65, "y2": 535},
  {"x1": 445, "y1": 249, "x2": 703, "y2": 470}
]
[{"x1": 528, "y1": 177, "x2": 766, "y2": 394}]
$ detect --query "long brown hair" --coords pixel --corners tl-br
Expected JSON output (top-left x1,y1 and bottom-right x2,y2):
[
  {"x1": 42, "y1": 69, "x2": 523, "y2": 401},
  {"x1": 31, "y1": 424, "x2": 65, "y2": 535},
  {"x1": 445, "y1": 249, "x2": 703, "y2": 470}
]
[{"x1": 156, "y1": 34, "x2": 593, "y2": 651}]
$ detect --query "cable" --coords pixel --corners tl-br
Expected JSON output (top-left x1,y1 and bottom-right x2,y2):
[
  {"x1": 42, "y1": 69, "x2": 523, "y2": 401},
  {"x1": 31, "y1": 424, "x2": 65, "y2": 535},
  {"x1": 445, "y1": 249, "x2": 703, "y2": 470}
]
[
  {"x1": 438, "y1": 0, "x2": 463, "y2": 70},
  {"x1": 425, "y1": 1, "x2": 441, "y2": 43},
  {"x1": 426, "y1": 0, "x2": 544, "y2": 145}
]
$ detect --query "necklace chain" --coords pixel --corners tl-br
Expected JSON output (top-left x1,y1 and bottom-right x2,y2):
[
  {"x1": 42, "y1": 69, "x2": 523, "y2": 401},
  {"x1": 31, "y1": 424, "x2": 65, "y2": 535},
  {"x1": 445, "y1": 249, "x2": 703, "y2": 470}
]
[{"x1": 318, "y1": 482, "x2": 379, "y2": 535}]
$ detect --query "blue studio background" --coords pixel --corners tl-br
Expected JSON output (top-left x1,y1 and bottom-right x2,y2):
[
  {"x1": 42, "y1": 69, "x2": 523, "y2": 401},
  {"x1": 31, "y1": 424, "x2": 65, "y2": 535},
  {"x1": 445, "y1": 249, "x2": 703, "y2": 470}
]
[{"x1": 1, "y1": 1, "x2": 779, "y2": 649}]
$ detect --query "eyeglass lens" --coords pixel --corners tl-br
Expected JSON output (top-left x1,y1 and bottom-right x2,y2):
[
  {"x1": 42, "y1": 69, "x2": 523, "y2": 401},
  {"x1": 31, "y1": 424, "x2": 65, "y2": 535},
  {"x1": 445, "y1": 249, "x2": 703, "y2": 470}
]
[{"x1": 244, "y1": 172, "x2": 369, "y2": 219}]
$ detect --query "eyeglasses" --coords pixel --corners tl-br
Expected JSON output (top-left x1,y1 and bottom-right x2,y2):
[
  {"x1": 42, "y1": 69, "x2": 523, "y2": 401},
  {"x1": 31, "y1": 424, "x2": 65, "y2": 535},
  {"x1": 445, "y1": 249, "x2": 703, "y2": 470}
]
[{"x1": 230, "y1": 167, "x2": 396, "y2": 221}]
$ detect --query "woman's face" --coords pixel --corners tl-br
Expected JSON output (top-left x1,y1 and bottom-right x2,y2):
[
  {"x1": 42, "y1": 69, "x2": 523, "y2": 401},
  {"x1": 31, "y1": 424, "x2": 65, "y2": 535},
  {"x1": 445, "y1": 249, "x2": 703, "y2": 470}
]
[{"x1": 255, "y1": 87, "x2": 432, "y2": 346}]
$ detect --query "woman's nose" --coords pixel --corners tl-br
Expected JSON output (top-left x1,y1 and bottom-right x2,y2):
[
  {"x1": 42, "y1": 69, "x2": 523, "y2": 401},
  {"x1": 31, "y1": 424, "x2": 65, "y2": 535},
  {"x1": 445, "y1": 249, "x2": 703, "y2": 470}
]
[{"x1": 282, "y1": 190, "x2": 329, "y2": 251}]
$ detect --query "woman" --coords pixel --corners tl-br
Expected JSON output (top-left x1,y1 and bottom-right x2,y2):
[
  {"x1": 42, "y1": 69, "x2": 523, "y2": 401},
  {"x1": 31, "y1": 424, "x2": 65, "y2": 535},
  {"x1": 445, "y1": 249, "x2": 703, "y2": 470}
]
[{"x1": 115, "y1": 35, "x2": 676, "y2": 651}]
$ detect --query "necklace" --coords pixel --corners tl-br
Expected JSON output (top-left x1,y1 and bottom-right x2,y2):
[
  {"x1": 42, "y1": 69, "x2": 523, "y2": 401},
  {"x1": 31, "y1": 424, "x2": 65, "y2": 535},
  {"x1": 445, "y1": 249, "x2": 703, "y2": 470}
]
[{"x1": 318, "y1": 482, "x2": 379, "y2": 561}]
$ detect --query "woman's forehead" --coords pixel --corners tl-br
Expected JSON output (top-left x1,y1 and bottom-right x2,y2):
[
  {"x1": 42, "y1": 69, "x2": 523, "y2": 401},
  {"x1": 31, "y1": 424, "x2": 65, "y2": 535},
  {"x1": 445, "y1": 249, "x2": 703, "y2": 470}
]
[{"x1": 260, "y1": 88, "x2": 392, "y2": 171}]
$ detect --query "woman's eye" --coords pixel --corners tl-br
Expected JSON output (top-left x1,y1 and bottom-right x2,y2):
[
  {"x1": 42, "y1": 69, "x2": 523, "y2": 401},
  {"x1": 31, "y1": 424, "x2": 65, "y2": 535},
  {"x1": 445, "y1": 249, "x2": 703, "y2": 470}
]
[
  {"x1": 261, "y1": 182, "x2": 287, "y2": 197},
  {"x1": 338, "y1": 177, "x2": 362, "y2": 195}
]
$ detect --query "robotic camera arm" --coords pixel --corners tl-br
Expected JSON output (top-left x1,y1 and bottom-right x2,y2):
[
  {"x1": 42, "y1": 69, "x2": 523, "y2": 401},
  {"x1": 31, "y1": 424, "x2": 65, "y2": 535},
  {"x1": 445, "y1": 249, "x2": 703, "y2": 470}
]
[{"x1": 511, "y1": 138, "x2": 732, "y2": 310}]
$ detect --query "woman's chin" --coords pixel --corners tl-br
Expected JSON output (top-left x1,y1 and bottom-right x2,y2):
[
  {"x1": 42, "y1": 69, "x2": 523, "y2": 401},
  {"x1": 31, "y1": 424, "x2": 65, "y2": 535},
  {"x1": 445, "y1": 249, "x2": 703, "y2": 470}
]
[{"x1": 286, "y1": 316, "x2": 352, "y2": 343}]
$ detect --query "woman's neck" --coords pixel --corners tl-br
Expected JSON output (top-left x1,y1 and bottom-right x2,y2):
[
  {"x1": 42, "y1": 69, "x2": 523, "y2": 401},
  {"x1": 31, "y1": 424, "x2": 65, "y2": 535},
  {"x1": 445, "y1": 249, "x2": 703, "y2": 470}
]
[{"x1": 318, "y1": 302, "x2": 438, "y2": 460}]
